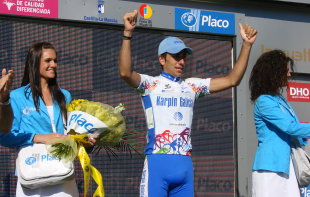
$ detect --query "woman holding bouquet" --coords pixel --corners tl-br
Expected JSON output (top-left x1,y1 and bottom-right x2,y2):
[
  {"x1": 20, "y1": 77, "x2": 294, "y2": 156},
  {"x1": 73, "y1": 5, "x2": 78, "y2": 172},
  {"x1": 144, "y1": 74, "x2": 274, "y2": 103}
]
[{"x1": 0, "y1": 42, "x2": 90, "y2": 196}]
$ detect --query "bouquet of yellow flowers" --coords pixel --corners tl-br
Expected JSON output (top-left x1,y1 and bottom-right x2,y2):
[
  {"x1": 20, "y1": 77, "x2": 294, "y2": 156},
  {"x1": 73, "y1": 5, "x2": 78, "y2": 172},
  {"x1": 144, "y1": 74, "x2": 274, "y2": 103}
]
[
  {"x1": 67, "y1": 99, "x2": 125, "y2": 144},
  {"x1": 47, "y1": 99, "x2": 126, "y2": 197},
  {"x1": 48, "y1": 99, "x2": 126, "y2": 159}
]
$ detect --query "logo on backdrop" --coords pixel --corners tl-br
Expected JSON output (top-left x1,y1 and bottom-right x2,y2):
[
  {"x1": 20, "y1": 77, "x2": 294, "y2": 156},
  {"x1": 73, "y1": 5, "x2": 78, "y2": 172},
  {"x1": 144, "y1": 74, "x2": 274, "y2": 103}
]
[
  {"x1": 98, "y1": 0, "x2": 104, "y2": 14},
  {"x1": 287, "y1": 82, "x2": 310, "y2": 102},
  {"x1": 181, "y1": 12, "x2": 197, "y2": 27},
  {"x1": 3, "y1": 0, "x2": 15, "y2": 10},
  {"x1": 175, "y1": 8, "x2": 235, "y2": 35},
  {"x1": 138, "y1": 4, "x2": 152, "y2": 27},
  {"x1": 139, "y1": 4, "x2": 153, "y2": 19},
  {"x1": 0, "y1": 0, "x2": 58, "y2": 18}
]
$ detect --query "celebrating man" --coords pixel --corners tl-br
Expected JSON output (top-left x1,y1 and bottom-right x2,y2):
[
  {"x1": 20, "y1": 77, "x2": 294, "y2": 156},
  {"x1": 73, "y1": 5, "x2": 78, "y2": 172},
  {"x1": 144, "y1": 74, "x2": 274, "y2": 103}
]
[{"x1": 119, "y1": 10, "x2": 257, "y2": 197}]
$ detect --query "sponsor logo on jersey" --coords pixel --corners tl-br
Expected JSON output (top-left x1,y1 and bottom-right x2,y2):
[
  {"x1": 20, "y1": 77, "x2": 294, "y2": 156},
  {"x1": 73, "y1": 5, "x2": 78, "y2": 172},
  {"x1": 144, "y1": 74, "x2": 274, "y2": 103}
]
[{"x1": 156, "y1": 96, "x2": 194, "y2": 107}]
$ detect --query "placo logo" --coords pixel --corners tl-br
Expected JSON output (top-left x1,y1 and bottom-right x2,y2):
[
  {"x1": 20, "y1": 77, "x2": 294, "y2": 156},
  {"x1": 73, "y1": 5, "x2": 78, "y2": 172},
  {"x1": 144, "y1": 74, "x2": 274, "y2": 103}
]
[
  {"x1": 22, "y1": 107, "x2": 36, "y2": 115},
  {"x1": 69, "y1": 113, "x2": 98, "y2": 133},
  {"x1": 174, "y1": 112, "x2": 183, "y2": 121},
  {"x1": 181, "y1": 12, "x2": 197, "y2": 27},
  {"x1": 175, "y1": 8, "x2": 235, "y2": 35},
  {"x1": 41, "y1": 154, "x2": 59, "y2": 161},
  {"x1": 201, "y1": 15, "x2": 230, "y2": 28},
  {"x1": 301, "y1": 187, "x2": 310, "y2": 197},
  {"x1": 139, "y1": 4, "x2": 152, "y2": 19},
  {"x1": 25, "y1": 157, "x2": 36, "y2": 165}
]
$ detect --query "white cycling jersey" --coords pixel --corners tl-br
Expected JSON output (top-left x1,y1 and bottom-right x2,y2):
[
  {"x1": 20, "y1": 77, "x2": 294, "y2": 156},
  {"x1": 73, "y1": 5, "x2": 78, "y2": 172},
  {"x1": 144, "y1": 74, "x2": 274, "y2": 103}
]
[{"x1": 137, "y1": 72, "x2": 211, "y2": 155}]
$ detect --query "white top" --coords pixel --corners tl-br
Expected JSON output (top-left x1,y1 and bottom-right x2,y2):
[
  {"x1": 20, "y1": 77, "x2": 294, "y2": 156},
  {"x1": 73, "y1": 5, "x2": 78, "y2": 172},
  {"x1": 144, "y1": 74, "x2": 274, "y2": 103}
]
[{"x1": 46, "y1": 106, "x2": 56, "y2": 133}]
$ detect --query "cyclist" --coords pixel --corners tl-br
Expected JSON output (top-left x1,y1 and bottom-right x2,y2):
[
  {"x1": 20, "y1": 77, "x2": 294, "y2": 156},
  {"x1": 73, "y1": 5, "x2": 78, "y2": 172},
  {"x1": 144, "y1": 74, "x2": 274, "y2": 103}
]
[{"x1": 119, "y1": 10, "x2": 257, "y2": 197}]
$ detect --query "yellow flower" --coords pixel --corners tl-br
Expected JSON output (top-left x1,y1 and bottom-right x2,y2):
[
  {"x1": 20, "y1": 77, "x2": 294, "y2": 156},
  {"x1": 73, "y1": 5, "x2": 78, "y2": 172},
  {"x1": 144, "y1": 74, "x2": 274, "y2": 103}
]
[{"x1": 67, "y1": 99, "x2": 126, "y2": 146}]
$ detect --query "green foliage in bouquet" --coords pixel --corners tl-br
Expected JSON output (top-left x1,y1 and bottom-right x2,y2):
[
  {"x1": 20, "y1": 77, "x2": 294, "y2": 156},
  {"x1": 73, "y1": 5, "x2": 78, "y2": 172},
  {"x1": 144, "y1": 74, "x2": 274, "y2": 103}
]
[{"x1": 47, "y1": 137, "x2": 78, "y2": 162}]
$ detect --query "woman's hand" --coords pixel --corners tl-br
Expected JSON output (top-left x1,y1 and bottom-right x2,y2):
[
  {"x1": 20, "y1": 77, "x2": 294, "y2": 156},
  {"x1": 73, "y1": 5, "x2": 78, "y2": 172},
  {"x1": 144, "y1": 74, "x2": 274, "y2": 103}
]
[
  {"x1": 0, "y1": 68, "x2": 14, "y2": 102},
  {"x1": 84, "y1": 135, "x2": 99, "y2": 147},
  {"x1": 33, "y1": 133, "x2": 68, "y2": 144}
]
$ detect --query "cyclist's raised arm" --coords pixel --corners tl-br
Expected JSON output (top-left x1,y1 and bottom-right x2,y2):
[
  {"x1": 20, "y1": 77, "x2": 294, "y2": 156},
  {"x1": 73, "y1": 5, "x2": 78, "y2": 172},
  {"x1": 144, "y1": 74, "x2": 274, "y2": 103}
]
[{"x1": 119, "y1": 10, "x2": 141, "y2": 88}]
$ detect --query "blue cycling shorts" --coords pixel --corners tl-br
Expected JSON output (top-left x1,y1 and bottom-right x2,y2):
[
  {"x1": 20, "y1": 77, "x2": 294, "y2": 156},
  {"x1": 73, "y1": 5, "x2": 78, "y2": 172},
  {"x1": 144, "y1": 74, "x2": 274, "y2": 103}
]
[{"x1": 139, "y1": 154, "x2": 194, "y2": 197}]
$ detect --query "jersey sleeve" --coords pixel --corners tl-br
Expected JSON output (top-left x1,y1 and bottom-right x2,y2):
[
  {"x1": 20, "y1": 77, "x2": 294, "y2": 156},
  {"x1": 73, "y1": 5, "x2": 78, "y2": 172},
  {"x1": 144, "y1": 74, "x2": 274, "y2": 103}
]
[
  {"x1": 136, "y1": 74, "x2": 159, "y2": 95},
  {"x1": 185, "y1": 77, "x2": 211, "y2": 99}
]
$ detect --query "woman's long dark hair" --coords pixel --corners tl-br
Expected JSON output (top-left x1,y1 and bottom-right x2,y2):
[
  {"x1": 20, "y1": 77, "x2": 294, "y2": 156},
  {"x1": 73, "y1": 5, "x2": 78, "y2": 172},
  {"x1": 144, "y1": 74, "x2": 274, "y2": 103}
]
[
  {"x1": 21, "y1": 42, "x2": 67, "y2": 122},
  {"x1": 249, "y1": 50, "x2": 294, "y2": 102}
]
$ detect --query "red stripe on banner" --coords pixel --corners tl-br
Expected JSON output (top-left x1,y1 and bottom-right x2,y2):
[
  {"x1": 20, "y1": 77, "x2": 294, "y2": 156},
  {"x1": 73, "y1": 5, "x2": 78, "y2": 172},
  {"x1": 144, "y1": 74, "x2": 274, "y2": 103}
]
[{"x1": 287, "y1": 82, "x2": 310, "y2": 102}]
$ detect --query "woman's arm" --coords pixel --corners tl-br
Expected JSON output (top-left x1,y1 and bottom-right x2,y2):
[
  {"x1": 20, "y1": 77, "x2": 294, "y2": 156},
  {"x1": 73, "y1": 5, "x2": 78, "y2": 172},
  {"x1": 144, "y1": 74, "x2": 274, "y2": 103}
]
[{"x1": 256, "y1": 95, "x2": 310, "y2": 138}]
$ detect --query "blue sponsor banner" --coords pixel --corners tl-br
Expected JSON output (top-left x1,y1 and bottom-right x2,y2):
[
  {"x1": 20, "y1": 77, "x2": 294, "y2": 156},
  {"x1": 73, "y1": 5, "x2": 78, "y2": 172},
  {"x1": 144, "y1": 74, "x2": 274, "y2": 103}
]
[{"x1": 175, "y1": 8, "x2": 235, "y2": 35}]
